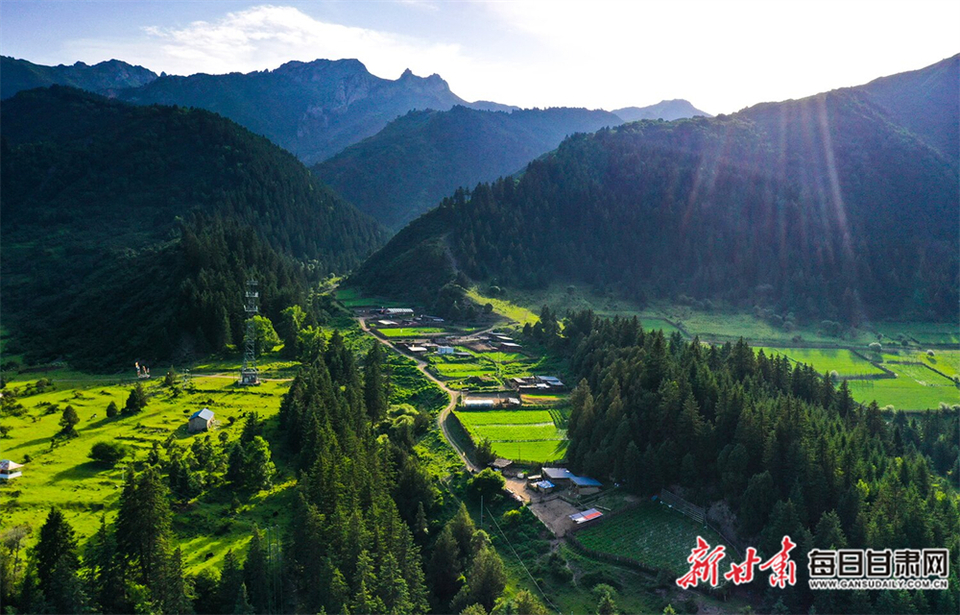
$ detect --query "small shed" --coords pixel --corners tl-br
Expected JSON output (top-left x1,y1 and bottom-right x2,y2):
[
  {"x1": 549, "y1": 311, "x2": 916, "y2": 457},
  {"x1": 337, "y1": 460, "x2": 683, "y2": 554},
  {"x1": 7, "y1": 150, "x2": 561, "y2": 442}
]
[
  {"x1": 571, "y1": 475, "x2": 602, "y2": 496},
  {"x1": 569, "y1": 508, "x2": 603, "y2": 524},
  {"x1": 437, "y1": 346, "x2": 455, "y2": 355},
  {"x1": 533, "y1": 480, "x2": 555, "y2": 493},
  {"x1": 491, "y1": 458, "x2": 514, "y2": 471},
  {"x1": 189, "y1": 408, "x2": 215, "y2": 433},
  {"x1": 463, "y1": 398, "x2": 496, "y2": 410},
  {"x1": 0, "y1": 460, "x2": 24, "y2": 480}
]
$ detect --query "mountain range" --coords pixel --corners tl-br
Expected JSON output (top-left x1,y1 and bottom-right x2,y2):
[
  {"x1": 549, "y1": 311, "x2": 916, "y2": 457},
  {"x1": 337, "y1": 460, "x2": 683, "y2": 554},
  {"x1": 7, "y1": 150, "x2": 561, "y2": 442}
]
[
  {"x1": 0, "y1": 56, "x2": 159, "y2": 99},
  {"x1": 350, "y1": 54, "x2": 960, "y2": 323},
  {"x1": 1, "y1": 55, "x2": 711, "y2": 230}
]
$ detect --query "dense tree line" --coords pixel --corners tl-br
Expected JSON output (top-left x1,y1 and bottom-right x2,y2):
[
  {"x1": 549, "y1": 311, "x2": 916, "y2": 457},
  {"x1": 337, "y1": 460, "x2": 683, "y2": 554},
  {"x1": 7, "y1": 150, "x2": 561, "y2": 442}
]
[
  {"x1": 547, "y1": 309, "x2": 959, "y2": 613},
  {"x1": 354, "y1": 88, "x2": 958, "y2": 324},
  {"x1": 0, "y1": 86, "x2": 383, "y2": 368}
]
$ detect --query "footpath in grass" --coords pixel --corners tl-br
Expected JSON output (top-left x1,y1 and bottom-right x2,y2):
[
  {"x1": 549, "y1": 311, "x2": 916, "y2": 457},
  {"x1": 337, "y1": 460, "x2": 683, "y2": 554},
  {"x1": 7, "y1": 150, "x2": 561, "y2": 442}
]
[{"x1": 575, "y1": 500, "x2": 729, "y2": 576}]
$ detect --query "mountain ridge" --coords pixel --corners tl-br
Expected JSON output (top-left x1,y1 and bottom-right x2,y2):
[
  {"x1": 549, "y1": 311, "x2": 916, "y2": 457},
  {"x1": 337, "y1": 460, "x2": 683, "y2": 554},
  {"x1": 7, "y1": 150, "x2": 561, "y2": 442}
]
[
  {"x1": 0, "y1": 55, "x2": 159, "y2": 99},
  {"x1": 349, "y1": 56, "x2": 959, "y2": 324}
]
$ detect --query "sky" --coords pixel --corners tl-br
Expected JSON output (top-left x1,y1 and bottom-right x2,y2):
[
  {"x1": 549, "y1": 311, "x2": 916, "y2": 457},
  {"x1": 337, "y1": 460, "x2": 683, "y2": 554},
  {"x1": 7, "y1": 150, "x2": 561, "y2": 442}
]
[{"x1": 2, "y1": 0, "x2": 958, "y2": 115}]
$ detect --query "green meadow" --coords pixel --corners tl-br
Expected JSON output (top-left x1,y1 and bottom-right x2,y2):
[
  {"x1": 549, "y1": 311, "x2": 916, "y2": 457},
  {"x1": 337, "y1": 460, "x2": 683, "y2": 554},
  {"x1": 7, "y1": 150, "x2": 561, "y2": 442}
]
[
  {"x1": 1, "y1": 370, "x2": 294, "y2": 574},
  {"x1": 759, "y1": 347, "x2": 886, "y2": 377},
  {"x1": 872, "y1": 322, "x2": 960, "y2": 346}
]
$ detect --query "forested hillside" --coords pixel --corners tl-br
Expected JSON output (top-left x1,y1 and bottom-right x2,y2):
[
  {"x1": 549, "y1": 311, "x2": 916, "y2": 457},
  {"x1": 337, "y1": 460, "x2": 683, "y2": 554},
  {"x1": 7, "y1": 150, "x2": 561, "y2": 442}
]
[
  {"x1": 533, "y1": 310, "x2": 959, "y2": 614},
  {"x1": 0, "y1": 55, "x2": 158, "y2": 100},
  {"x1": 0, "y1": 86, "x2": 384, "y2": 367},
  {"x1": 855, "y1": 54, "x2": 959, "y2": 161},
  {"x1": 314, "y1": 105, "x2": 624, "y2": 229},
  {"x1": 351, "y1": 57, "x2": 959, "y2": 324}
]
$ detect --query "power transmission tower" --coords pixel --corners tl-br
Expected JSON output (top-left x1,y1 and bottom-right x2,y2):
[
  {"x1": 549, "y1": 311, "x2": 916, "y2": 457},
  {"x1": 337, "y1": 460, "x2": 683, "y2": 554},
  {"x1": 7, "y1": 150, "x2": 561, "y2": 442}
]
[{"x1": 239, "y1": 279, "x2": 261, "y2": 386}]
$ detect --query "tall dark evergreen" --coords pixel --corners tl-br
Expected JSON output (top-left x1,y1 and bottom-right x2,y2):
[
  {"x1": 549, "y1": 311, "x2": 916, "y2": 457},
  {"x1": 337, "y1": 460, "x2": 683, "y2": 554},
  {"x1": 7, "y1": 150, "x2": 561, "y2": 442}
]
[
  {"x1": 33, "y1": 508, "x2": 82, "y2": 612},
  {"x1": 364, "y1": 343, "x2": 389, "y2": 422},
  {"x1": 115, "y1": 466, "x2": 172, "y2": 593}
]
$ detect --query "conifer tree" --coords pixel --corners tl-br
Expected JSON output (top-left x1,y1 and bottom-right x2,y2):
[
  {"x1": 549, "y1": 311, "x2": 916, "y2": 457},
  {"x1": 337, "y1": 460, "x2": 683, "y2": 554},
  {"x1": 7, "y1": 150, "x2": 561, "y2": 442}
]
[
  {"x1": 115, "y1": 466, "x2": 172, "y2": 591},
  {"x1": 34, "y1": 508, "x2": 78, "y2": 596},
  {"x1": 363, "y1": 343, "x2": 388, "y2": 422}
]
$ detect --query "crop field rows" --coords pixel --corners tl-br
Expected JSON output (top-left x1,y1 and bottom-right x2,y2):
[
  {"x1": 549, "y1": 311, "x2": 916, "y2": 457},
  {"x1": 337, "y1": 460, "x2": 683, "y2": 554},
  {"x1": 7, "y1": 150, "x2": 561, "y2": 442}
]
[
  {"x1": 575, "y1": 501, "x2": 729, "y2": 576},
  {"x1": 429, "y1": 348, "x2": 541, "y2": 388},
  {"x1": 455, "y1": 407, "x2": 569, "y2": 462}
]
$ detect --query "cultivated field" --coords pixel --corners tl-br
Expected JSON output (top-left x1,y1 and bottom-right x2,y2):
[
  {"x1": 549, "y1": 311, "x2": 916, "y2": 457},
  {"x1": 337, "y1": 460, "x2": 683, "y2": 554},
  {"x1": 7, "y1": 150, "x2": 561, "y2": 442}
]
[
  {"x1": 377, "y1": 326, "x2": 447, "y2": 337},
  {"x1": 575, "y1": 501, "x2": 729, "y2": 576},
  {"x1": 454, "y1": 406, "x2": 569, "y2": 463}
]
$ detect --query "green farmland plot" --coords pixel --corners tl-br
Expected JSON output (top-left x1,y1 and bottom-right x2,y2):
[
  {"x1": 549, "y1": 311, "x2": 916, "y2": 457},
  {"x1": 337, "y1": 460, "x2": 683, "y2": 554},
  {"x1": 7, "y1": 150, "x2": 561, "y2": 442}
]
[
  {"x1": 759, "y1": 347, "x2": 886, "y2": 377},
  {"x1": 431, "y1": 361, "x2": 494, "y2": 379},
  {"x1": 848, "y1": 375, "x2": 959, "y2": 410},
  {"x1": 456, "y1": 409, "x2": 555, "y2": 426},
  {"x1": 881, "y1": 349, "x2": 960, "y2": 380},
  {"x1": 468, "y1": 423, "x2": 565, "y2": 441},
  {"x1": 455, "y1": 407, "x2": 569, "y2": 462},
  {"x1": 576, "y1": 501, "x2": 729, "y2": 576},
  {"x1": 377, "y1": 326, "x2": 447, "y2": 338},
  {"x1": 491, "y1": 439, "x2": 568, "y2": 462}
]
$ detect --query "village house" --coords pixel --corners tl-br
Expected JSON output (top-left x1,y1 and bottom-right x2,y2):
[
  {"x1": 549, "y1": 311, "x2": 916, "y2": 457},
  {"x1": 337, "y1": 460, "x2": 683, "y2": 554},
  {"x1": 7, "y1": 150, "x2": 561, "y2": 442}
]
[
  {"x1": 188, "y1": 408, "x2": 215, "y2": 433},
  {"x1": 509, "y1": 375, "x2": 566, "y2": 392},
  {"x1": 0, "y1": 460, "x2": 24, "y2": 480}
]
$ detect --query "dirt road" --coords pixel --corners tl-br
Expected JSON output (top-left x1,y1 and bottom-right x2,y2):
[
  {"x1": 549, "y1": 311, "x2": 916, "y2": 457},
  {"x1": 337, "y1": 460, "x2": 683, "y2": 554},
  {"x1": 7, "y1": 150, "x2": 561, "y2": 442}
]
[{"x1": 358, "y1": 316, "x2": 482, "y2": 472}]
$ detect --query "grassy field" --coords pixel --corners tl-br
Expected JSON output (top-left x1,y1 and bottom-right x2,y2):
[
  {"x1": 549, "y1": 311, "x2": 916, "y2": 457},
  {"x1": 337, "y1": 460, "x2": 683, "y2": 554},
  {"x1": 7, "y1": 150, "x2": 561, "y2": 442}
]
[
  {"x1": 466, "y1": 288, "x2": 540, "y2": 326},
  {"x1": 0, "y1": 369, "x2": 293, "y2": 574},
  {"x1": 576, "y1": 501, "x2": 730, "y2": 576},
  {"x1": 454, "y1": 406, "x2": 569, "y2": 463},
  {"x1": 880, "y1": 349, "x2": 960, "y2": 380},
  {"x1": 456, "y1": 409, "x2": 555, "y2": 426},
  {"x1": 760, "y1": 347, "x2": 886, "y2": 377},
  {"x1": 848, "y1": 376, "x2": 959, "y2": 410},
  {"x1": 490, "y1": 439, "x2": 568, "y2": 462},
  {"x1": 376, "y1": 326, "x2": 447, "y2": 338},
  {"x1": 872, "y1": 322, "x2": 960, "y2": 346}
]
